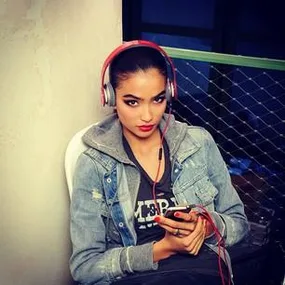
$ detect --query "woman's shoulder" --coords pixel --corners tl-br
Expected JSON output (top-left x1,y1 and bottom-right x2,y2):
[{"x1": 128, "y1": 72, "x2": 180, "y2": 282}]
[
  {"x1": 82, "y1": 114, "x2": 123, "y2": 150},
  {"x1": 172, "y1": 118, "x2": 214, "y2": 141},
  {"x1": 175, "y1": 120, "x2": 217, "y2": 151},
  {"x1": 186, "y1": 124, "x2": 213, "y2": 139},
  {"x1": 80, "y1": 114, "x2": 131, "y2": 166}
]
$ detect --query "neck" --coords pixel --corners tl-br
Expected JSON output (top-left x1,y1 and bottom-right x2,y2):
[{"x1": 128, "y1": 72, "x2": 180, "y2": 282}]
[{"x1": 123, "y1": 128, "x2": 162, "y2": 154}]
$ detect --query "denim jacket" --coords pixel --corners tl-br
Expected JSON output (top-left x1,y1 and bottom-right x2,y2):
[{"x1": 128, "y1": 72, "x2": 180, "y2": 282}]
[{"x1": 70, "y1": 113, "x2": 249, "y2": 285}]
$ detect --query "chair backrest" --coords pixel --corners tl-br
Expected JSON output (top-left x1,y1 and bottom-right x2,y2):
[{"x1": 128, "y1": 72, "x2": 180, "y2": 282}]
[{"x1": 65, "y1": 124, "x2": 96, "y2": 199}]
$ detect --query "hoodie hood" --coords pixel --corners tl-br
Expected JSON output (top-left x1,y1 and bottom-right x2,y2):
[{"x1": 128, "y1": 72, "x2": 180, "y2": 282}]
[{"x1": 82, "y1": 113, "x2": 199, "y2": 163}]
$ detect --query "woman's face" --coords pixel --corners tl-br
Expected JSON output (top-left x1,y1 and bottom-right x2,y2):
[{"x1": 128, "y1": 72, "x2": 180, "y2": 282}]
[{"x1": 115, "y1": 68, "x2": 167, "y2": 141}]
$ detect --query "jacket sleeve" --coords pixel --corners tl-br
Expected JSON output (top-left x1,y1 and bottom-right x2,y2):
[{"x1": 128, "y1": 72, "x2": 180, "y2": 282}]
[
  {"x1": 69, "y1": 153, "x2": 157, "y2": 285},
  {"x1": 202, "y1": 130, "x2": 249, "y2": 247}
]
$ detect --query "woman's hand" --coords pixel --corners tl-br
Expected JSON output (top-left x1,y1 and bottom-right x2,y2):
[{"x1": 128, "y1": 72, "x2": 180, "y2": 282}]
[
  {"x1": 155, "y1": 210, "x2": 213, "y2": 238},
  {"x1": 153, "y1": 215, "x2": 206, "y2": 262},
  {"x1": 155, "y1": 211, "x2": 200, "y2": 237}
]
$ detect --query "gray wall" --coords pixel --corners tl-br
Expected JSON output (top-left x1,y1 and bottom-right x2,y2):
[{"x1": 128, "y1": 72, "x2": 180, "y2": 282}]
[{"x1": 0, "y1": 1, "x2": 121, "y2": 284}]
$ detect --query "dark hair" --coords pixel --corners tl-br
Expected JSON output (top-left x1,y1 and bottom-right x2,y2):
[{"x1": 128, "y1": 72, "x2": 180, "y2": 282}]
[{"x1": 109, "y1": 46, "x2": 168, "y2": 90}]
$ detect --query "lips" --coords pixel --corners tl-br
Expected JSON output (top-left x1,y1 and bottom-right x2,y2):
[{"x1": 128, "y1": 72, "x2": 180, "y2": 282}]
[{"x1": 138, "y1": 125, "x2": 154, "y2": 132}]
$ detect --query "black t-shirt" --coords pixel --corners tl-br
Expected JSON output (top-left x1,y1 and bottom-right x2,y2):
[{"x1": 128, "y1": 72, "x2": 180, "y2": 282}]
[{"x1": 123, "y1": 136, "x2": 177, "y2": 245}]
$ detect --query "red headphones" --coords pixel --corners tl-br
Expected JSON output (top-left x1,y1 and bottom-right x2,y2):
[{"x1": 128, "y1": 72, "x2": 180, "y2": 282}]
[{"x1": 101, "y1": 40, "x2": 177, "y2": 107}]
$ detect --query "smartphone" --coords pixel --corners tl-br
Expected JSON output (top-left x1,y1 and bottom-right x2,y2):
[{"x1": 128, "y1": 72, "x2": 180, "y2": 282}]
[{"x1": 164, "y1": 205, "x2": 194, "y2": 221}]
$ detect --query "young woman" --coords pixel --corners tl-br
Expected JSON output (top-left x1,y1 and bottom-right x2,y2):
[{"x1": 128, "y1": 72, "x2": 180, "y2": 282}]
[{"x1": 69, "y1": 40, "x2": 249, "y2": 285}]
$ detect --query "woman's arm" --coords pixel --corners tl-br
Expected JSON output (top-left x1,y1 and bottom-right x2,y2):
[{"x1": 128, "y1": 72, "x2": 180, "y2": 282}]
[
  {"x1": 70, "y1": 153, "x2": 157, "y2": 284},
  {"x1": 203, "y1": 129, "x2": 249, "y2": 246},
  {"x1": 153, "y1": 128, "x2": 248, "y2": 255}
]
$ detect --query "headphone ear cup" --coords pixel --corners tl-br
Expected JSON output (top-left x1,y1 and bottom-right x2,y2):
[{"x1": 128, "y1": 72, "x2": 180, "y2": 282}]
[
  {"x1": 165, "y1": 79, "x2": 174, "y2": 102},
  {"x1": 104, "y1": 82, "x2": 116, "y2": 107}
]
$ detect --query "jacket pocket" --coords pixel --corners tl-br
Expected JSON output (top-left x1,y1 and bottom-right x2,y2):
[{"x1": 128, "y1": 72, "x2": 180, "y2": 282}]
[
  {"x1": 100, "y1": 199, "x2": 123, "y2": 245},
  {"x1": 194, "y1": 177, "x2": 218, "y2": 211}
]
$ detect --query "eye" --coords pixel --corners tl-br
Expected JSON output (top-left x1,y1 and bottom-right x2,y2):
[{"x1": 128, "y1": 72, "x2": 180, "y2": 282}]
[
  {"x1": 124, "y1": 100, "x2": 138, "y2": 107},
  {"x1": 154, "y1": 94, "x2": 166, "y2": 104}
]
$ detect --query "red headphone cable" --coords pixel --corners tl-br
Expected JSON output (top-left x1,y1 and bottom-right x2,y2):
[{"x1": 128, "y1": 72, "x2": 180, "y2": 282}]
[
  {"x1": 196, "y1": 205, "x2": 232, "y2": 285},
  {"x1": 152, "y1": 104, "x2": 172, "y2": 215}
]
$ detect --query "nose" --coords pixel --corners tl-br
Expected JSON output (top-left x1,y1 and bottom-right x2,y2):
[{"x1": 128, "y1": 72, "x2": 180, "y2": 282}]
[{"x1": 140, "y1": 104, "x2": 153, "y2": 123}]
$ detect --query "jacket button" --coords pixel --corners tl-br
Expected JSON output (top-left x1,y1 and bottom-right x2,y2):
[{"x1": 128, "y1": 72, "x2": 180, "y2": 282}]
[
  {"x1": 106, "y1": 178, "x2": 112, "y2": 183},
  {"x1": 118, "y1": 222, "x2": 124, "y2": 228},
  {"x1": 174, "y1": 169, "x2": 179, "y2": 173}
]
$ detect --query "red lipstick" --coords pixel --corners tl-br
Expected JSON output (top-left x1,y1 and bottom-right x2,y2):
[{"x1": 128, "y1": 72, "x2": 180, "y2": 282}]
[{"x1": 138, "y1": 125, "x2": 154, "y2": 132}]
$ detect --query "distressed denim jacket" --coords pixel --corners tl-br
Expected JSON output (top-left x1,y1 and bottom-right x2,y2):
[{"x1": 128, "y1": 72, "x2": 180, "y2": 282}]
[{"x1": 70, "y1": 113, "x2": 249, "y2": 285}]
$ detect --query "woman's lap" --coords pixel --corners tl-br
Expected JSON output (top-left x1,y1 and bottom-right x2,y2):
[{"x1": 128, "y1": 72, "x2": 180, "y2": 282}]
[{"x1": 113, "y1": 245, "x2": 228, "y2": 285}]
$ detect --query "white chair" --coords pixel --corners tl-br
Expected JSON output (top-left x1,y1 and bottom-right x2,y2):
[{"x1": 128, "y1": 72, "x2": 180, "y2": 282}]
[{"x1": 64, "y1": 124, "x2": 96, "y2": 199}]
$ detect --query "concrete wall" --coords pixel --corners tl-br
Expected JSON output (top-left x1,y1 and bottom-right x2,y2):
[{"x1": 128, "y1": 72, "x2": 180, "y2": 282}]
[{"x1": 0, "y1": 1, "x2": 121, "y2": 284}]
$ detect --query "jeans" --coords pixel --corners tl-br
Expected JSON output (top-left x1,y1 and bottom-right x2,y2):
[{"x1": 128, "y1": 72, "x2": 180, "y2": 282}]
[{"x1": 113, "y1": 245, "x2": 228, "y2": 285}]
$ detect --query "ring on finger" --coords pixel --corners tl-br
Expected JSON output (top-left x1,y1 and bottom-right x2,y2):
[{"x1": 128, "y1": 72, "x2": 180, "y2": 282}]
[{"x1": 174, "y1": 228, "x2": 180, "y2": 236}]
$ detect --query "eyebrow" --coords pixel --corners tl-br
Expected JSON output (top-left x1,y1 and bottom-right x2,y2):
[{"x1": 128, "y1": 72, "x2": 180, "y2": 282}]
[{"x1": 122, "y1": 90, "x2": 166, "y2": 100}]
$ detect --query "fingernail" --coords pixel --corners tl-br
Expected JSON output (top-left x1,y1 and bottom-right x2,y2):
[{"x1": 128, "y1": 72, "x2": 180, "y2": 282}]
[
  {"x1": 154, "y1": 216, "x2": 160, "y2": 222},
  {"x1": 174, "y1": 212, "x2": 180, "y2": 217}
]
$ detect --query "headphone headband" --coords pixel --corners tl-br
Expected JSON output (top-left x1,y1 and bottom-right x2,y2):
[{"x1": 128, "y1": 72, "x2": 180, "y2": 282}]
[{"x1": 101, "y1": 40, "x2": 177, "y2": 106}]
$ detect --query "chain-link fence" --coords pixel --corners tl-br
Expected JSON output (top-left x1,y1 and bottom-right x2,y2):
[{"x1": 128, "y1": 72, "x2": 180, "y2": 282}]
[{"x1": 164, "y1": 46, "x2": 285, "y2": 256}]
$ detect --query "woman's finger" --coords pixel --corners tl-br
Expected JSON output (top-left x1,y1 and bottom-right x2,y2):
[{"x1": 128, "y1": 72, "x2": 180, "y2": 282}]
[
  {"x1": 183, "y1": 217, "x2": 204, "y2": 247},
  {"x1": 174, "y1": 211, "x2": 199, "y2": 223},
  {"x1": 191, "y1": 229, "x2": 206, "y2": 255},
  {"x1": 187, "y1": 220, "x2": 206, "y2": 255},
  {"x1": 154, "y1": 215, "x2": 196, "y2": 232},
  {"x1": 156, "y1": 222, "x2": 191, "y2": 237},
  {"x1": 188, "y1": 236, "x2": 204, "y2": 255}
]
